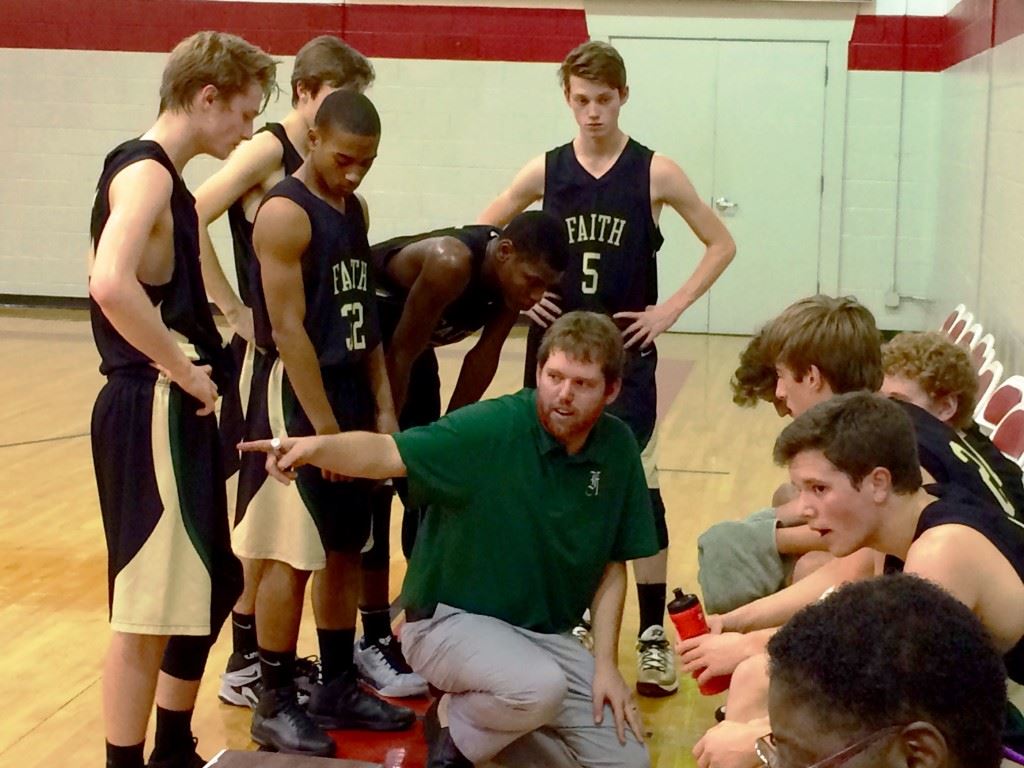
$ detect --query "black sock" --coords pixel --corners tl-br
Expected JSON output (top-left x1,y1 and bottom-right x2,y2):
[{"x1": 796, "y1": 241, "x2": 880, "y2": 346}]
[
  {"x1": 317, "y1": 628, "x2": 356, "y2": 684},
  {"x1": 231, "y1": 611, "x2": 257, "y2": 659},
  {"x1": 259, "y1": 647, "x2": 295, "y2": 691},
  {"x1": 106, "y1": 742, "x2": 145, "y2": 768},
  {"x1": 149, "y1": 706, "x2": 193, "y2": 760},
  {"x1": 637, "y1": 583, "x2": 667, "y2": 635},
  {"x1": 360, "y1": 607, "x2": 393, "y2": 644}
]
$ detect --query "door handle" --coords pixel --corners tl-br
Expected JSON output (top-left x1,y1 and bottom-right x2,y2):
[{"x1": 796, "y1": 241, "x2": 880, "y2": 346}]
[{"x1": 713, "y1": 197, "x2": 737, "y2": 212}]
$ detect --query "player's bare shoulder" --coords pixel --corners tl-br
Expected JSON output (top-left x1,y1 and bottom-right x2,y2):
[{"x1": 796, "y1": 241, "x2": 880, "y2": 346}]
[
  {"x1": 414, "y1": 236, "x2": 474, "y2": 294},
  {"x1": 649, "y1": 153, "x2": 695, "y2": 202},
  {"x1": 233, "y1": 129, "x2": 291, "y2": 215},
  {"x1": 428, "y1": 236, "x2": 474, "y2": 281},
  {"x1": 253, "y1": 194, "x2": 312, "y2": 262},
  {"x1": 514, "y1": 153, "x2": 547, "y2": 201},
  {"x1": 101, "y1": 158, "x2": 177, "y2": 281}
]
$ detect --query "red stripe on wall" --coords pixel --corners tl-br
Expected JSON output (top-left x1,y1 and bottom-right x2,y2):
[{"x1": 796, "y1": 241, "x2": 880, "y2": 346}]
[
  {"x1": 0, "y1": 1, "x2": 588, "y2": 62},
  {"x1": 849, "y1": 0, "x2": 1022, "y2": 72},
  {"x1": 994, "y1": 0, "x2": 1024, "y2": 46}
]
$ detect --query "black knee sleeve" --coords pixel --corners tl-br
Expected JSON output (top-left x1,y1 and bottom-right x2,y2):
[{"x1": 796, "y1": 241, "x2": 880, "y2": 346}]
[
  {"x1": 650, "y1": 488, "x2": 669, "y2": 550},
  {"x1": 390, "y1": 477, "x2": 423, "y2": 561},
  {"x1": 159, "y1": 551, "x2": 241, "y2": 681},
  {"x1": 161, "y1": 633, "x2": 214, "y2": 681},
  {"x1": 361, "y1": 483, "x2": 393, "y2": 571},
  {"x1": 401, "y1": 504, "x2": 424, "y2": 561}
]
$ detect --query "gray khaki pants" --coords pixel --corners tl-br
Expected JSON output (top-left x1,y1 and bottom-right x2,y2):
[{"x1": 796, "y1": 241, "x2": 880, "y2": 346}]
[{"x1": 401, "y1": 604, "x2": 650, "y2": 767}]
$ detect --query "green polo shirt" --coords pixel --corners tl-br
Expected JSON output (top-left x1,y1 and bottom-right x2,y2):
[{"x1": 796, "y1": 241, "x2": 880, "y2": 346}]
[{"x1": 394, "y1": 388, "x2": 658, "y2": 634}]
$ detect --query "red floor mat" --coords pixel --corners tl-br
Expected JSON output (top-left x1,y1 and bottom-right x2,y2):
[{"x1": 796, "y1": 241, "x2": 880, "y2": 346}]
[{"x1": 328, "y1": 695, "x2": 431, "y2": 767}]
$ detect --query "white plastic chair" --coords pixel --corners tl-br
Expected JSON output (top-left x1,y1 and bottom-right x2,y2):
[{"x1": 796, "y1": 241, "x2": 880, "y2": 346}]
[
  {"x1": 992, "y1": 404, "x2": 1024, "y2": 467},
  {"x1": 939, "y1": 303, "x2": 967, "y2": 334},
  {"x1": 973, "y1": 359, "x2": 1003, "y2": 424},
  {"x1": 957, "y1": 321, "x2": 983, "y2": 349},
  {"x1": 947, "y1": 311, "x2": 974, "y2": 344}
]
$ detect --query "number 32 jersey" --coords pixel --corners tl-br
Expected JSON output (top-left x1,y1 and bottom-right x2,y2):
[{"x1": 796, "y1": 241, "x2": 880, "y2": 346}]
[
  {"x1": 251, "y1": 176, "x2": 379, "y2": 367},
  {"x1": 543, "y1": 138, "x2": 665, "y2": 315}
]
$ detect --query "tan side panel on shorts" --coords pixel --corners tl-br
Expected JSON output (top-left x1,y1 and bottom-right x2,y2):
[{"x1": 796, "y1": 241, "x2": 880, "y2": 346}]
[
  {"x1": 642, "y1": 428, "x2": 659, "y2": 490},
  {"x1": 231, "y1": 358, "x2": 326, "y2": 571},
  {"x1": 110, "y1": 376, "x2": 212, "y2": 636},
  {"x1": 238, "y1": 340, "x2": 256, "y2": 421}
]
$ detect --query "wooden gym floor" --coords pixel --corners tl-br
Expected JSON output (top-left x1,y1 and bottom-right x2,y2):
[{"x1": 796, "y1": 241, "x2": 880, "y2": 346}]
[{"x1": 0, "y1": 307, "x2": 785, "y2": 767}]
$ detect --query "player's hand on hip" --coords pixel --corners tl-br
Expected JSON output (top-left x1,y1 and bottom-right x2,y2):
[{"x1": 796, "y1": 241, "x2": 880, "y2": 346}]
[
  {"x1": 523, "y1": 292, "x2": 562, "y2": 328},
  {"x1": 592, "y1": 662, "x2": 644, "y2": 745},
  {"x1": 614, "y1": 303, "x2": 680, "y2": 350},
  {"x1": 180, "y1": 363, "x2": 219, "y2": 415},
  {"x1": 238, "y1": 436, "x2": 304, "y2": 485}
]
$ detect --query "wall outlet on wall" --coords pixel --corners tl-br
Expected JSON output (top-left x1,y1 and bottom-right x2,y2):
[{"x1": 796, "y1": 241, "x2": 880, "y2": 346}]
[{"x1": 884, "y1": 291, "x2": 902, "y2": 308}]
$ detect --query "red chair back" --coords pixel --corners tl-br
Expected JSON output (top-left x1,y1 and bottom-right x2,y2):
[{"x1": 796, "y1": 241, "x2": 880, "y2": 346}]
[
  {"x1": 976, "y1": 367, "x2": 995, "y2": 405},
  {"x1": 940, "y1": 310, "x2": 959, "y2": 333},
  {"x1": 993, "y1": 408, "x2": 1024, "y2": 461},
  {"x1": 984, "y1": 383, "x2": 1024, "y2": 427},
  {"x1": 958, "y1": 326, "x2": 979, "y2": 349}
]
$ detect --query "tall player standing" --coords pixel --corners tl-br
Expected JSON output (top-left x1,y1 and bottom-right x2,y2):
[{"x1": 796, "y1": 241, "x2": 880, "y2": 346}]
[
  {"x1": 88, "y1": 32, "x2": 276, "y2": 768},
  {"x1": 478, "y1": 40, "x2": 736, "y2": 697},
  {"x1": 233, "y1": 90, "x2": 414, "y2": 756},
  {"x1": 194, "y1": 35, "x2": 421, "y2": 706}
]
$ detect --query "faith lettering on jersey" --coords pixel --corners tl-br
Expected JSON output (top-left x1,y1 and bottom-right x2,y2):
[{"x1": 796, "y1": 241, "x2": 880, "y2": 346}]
[
  {"x1": 332, "y1": 259, "x2": 369, "y2": 295},
  {"x1": 565, "y1": 214, "x2": 626, "y2": 247}
]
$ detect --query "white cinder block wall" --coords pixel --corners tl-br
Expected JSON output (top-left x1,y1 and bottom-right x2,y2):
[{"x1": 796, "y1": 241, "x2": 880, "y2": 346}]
[
  {"x1": 0, "y1": 49, "x2": 571, "y2": 298},
  {"x1": 0, "y1": 0, "x2": 1022, "y2": 357},
  {"x1": 932, "y1": 26, "x2": 1024, "y2": 371}
]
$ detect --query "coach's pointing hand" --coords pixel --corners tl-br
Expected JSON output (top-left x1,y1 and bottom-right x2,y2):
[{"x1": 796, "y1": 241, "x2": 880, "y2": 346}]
[{"x1": 238, "y1": 436, "x2": 312, "y2": 485}]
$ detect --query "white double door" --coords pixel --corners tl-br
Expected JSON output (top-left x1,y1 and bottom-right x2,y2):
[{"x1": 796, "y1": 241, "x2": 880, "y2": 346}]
[{"x1": 614, "y1": 37, "x2": 828, "y2": 334}]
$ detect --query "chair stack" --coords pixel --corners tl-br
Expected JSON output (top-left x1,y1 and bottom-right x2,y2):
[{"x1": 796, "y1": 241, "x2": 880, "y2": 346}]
[{"x1": 940, "y1": 304, "x2": 1024, "y2": 467}]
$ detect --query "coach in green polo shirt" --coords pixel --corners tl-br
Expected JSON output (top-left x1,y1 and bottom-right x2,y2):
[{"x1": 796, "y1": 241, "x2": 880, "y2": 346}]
[{"x1": 240, "y1": 310, "x2": 657, "y2": 768}]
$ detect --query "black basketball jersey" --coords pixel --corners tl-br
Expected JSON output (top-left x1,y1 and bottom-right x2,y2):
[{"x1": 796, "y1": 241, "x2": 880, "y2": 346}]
[
  {"x1": 542, "y1": 138, "x2": 665, "y2": 315},
  {"x1": 251, "y1": 176, "x2": 378, "y2": 368},
  {"x1": 962, "y1": 423, "x2": 1024, "y2": 522},
  {"x1": 371, "y1": 225, "x2": 503, "y2": 346},
  {"x1": 898, "y1": 400, "x2": 1022, "y2": 519},
  {"x1": 884, "y1": 485, "x2": 1024, "y2": 683},
  {"x1": 227, "y1": 123, "x2": 303, "y2": 308},
  {"x1": 89, "y1": 139, "x2": 231, "y2": 388}
]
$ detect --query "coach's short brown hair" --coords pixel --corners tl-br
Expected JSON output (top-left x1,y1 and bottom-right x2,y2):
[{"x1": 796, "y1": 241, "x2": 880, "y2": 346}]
[
  {"x1": 764, "y1": 295, "x2": 883, "y2": 395},
  {"x1": 159, "y1": 31, "x2": 277, "y2": 114},
  {"x1": 538, "y1": 311, "x2": 624, "y2": 386},
  {"x1": 883, "y1": 332, "x2": 978, "y2": 430},
  {"x1": 291, "y1": 36, "x2": 374, "y2": 106},
  {"x1": 774, "y1": 392, "x2": 922, "y2": 494},
  {"x1": 559, "y1": 41, "x2": 627, "y2": 93}
]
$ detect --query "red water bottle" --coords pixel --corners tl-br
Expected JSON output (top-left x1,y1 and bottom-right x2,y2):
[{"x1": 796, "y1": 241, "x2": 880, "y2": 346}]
[{"x1": 667, "y1": 587, "x2": 731, "y2": 695}]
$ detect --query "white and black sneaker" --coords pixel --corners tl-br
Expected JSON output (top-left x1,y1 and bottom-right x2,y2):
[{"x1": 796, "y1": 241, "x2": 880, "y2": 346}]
[
  {"x1": 571, "y1": 619, "x2": 595, "y2": 653},
  {"x1": 354, "y1": 635, "x2": 428, "y2": 698},
  {"x1": 219, "y1": 652, "x2": 261, "y2": 709},
  {"x1": 293, "y1": 656, "x2": 321, "y2": 707}
]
